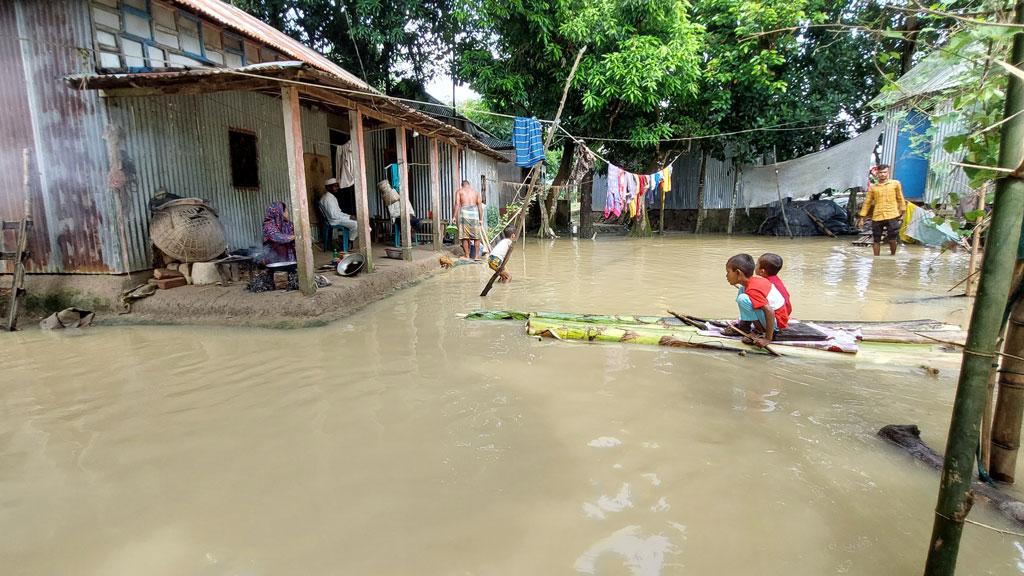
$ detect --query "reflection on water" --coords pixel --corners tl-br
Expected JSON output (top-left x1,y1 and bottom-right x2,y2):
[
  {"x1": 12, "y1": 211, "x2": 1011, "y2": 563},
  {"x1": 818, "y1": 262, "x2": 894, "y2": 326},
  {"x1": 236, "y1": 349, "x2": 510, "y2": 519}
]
[{"x1": 3, "y1": 235, "x2": 1022, "y2": 575}]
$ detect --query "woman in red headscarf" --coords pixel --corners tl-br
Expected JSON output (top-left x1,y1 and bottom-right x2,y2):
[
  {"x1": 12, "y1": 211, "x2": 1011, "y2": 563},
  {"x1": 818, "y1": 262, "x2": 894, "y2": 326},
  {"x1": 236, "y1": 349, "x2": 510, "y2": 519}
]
[{"x1": 261, "y1": 201, "x2": 296, "y2": 264}]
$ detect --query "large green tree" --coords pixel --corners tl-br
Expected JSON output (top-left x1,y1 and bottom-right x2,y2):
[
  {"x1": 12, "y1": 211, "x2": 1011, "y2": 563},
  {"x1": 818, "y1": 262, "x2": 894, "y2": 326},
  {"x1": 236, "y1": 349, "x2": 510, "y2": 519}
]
[{"x1": 233, "y1": 0, "x2": 461, "y2": 91}]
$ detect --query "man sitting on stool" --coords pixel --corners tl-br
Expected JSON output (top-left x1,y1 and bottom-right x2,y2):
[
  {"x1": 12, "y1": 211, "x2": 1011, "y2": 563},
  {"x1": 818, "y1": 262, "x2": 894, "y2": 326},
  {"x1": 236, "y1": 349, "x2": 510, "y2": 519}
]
[{"x1": 319, "y1": 178, "x2": 358, "y2": 235}]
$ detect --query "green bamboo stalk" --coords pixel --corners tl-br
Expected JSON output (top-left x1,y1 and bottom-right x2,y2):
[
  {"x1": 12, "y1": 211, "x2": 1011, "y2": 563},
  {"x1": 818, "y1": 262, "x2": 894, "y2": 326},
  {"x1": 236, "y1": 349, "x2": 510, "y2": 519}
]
[{"x1": 924, "y1": 7, "x2": 1024, "y2": 573}]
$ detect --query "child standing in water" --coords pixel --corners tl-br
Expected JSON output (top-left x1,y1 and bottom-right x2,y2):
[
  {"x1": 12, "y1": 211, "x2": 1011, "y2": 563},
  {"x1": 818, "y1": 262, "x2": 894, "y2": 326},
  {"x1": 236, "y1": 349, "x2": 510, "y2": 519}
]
[
  {"x1": 724, "y1": 253, "x2": 789, "y2": 347},
  {"x1": 487, "y1": 227, "x2": 516, "y2": 283},
  {"x1": 757, "y1": 253, "x2": 792, "y2": 318}
]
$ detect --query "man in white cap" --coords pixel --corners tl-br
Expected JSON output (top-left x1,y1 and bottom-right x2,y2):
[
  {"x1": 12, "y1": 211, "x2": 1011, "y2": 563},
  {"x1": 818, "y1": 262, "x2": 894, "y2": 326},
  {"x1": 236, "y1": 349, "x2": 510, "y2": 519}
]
[{"x1": 319, "y1": 178, "x2": 358, "y2": 233}]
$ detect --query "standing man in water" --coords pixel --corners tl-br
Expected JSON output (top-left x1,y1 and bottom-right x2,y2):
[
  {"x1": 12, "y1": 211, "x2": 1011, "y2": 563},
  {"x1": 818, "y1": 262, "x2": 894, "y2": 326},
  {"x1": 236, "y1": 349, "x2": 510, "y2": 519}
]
[
  {"x1": 856, "y1": 164, "x2": 906, "y2": 256},
  {"x1": 454, "y1": 180, "x2": 484, "y2": 260}
]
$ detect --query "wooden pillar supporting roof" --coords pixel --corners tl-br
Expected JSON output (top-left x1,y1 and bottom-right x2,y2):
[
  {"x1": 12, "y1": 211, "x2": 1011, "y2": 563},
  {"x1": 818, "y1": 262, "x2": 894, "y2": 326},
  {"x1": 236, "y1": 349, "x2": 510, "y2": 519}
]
[
  {"x1": 429, "y1": 138, "x2": 442, "y2": 251},
  {"x1": 348, "y1": 107, "x2": 374, "y2": 272},
  {"x1": 281, "y1": 85, "x2": 316, "y2": 296}
]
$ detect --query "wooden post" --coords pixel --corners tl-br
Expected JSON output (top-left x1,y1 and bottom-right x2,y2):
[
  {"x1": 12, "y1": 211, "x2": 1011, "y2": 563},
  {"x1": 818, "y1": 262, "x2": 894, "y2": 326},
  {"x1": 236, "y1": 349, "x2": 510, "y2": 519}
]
[
  {"x1": 348, "y1": 107, "x2": 374, "y2": 272},
  {"x1": 429, "y1": 137, "x2": 442, "y2": 251},
  {"x1": 694, "y1": 150, "x2": 708, "y2": 233},
  {"x1": 727, "y1": 165, "x2": 740, "y2": 235},
  {"x1": 281, "y1": 86, "x2": 316, "y2": 296},
  {"x1": 848, "y1": 187, "x2": 859, "y2": 229},
  {"x1": 396, "y1": 127, "x2": 413, "y2": 260},
  {"x1": 775, "y1": 168, "x2": 793, "y2": 239}
]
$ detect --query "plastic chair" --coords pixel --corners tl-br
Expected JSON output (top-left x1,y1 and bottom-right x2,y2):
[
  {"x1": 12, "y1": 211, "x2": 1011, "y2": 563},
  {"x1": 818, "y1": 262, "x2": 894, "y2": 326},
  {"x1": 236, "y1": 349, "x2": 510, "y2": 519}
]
[{"x1": 318, "y1": 204, "x2": 350, "y2": 253}]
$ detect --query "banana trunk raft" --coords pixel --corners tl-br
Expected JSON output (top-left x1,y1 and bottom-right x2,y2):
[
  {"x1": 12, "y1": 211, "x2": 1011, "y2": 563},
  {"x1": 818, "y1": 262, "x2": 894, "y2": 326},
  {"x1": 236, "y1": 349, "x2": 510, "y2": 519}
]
[{"x1": 464, "y1": 310, "x2": 967, "y2": 361}]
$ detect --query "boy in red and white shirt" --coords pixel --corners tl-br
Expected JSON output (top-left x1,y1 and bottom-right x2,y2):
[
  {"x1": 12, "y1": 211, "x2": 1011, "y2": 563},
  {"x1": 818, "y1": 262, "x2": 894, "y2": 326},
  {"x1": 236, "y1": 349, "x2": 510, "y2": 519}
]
[
  {"x1": 724, "y1": 253, "x2": 789, "y2": 348},
  {"x1": 757, "y1": 252, "x2": 792, "y2": 318}
]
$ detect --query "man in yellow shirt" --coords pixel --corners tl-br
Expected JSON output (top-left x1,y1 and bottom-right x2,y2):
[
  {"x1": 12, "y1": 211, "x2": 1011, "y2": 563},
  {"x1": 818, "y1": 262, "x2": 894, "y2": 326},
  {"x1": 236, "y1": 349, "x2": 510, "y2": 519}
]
[{"x1": 857, "y1": 164, "x2": 906, "y2": 256}]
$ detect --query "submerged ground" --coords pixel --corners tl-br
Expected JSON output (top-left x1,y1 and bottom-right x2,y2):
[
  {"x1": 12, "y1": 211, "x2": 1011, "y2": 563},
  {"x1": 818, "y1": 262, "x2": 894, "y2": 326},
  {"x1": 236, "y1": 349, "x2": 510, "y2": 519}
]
[{"x1": 3, "y1": 235, "x2": 1022, "y2": 575}]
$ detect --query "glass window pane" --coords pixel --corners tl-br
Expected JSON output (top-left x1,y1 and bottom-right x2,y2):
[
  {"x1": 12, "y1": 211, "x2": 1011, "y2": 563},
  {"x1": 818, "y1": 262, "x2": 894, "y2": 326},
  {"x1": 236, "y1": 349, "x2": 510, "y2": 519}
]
[
  {"x1": 124, "y1": 0, "x2": 148, "y2": 11},
  {"x1": 224, "y1": 34, "x2": 243, "y2": 53},
  {"x1": 170, "y1": 53, "x2": 201, "y2": 67},
  {"x1": 178, "y1": 13, "x2": 199, "y2": 36},
  {"x1": 152, "y1": 3, "x2": 176, "y2": 29},
  {"x1": 95, "y1": 30, "x2": 117, "y2": 49},
  {"x1": 125, "y1": 12, "x2": 151, "y2": 39},
  {"x1": 92, "y1": 7, "x2": 120, "y2": 29},
  {"x1": 244, "y1": 42, "x2": 259, "y2": 63},
  {"x1": 123, "y1": 38, "x2": 145, "y2": 68},
  {"x1": 205, "y1": 50, "x2": 223, "y2": 65},
  {"x1": 203, "y1": 23, "x2": 222, "y2": 50},
  {"x1": 147, "y1": 46, "x2": 166, "y2": 67},
  {"x1": 181, "y1": 33, "x2": 201, "y2": 55},
  {"x1": 99, "y1": 52, "x2": 121, "y2": 68},
  {"x1": 154, "y1": 29, "x2": 178, "y2": 49},
  {"x1": 224, "y1": 52, "x2": 243, "y2": 68}
]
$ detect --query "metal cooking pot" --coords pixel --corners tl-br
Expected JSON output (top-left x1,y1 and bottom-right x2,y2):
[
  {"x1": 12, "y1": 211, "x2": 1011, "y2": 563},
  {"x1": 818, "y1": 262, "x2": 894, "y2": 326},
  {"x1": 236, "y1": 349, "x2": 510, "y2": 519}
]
[{"x1": 336, "y1": 253, "x2": 366, "y2": 277}]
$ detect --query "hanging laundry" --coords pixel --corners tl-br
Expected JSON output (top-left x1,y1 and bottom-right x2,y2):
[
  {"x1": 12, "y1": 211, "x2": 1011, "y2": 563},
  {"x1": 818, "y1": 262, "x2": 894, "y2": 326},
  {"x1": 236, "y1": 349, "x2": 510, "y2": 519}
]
[
  {"x1": 605, "y1": 164, "x2": 622, "y2": 218},
  {"x1": 661, "y1": 166, "x2": 672, "y2": 192},
  {"x1": 336, "y1": 141, "x2": 356, "y2": 188},
  {"x1": 648, "y1": 173, "x2": 661, "y2": 207},
  {"x1": 513, "y1": 117, "x2": 545, "y2": 167},
  {"x1": 388, "y1": 163, "x2": 400, "y2": 191}
]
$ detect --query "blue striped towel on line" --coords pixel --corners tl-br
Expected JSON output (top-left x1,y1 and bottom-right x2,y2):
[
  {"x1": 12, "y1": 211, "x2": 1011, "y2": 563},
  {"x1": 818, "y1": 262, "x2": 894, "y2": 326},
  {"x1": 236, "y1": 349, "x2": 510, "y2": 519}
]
[{"x1": 513, "y1": 117, "x2": 545, "y2": 168}]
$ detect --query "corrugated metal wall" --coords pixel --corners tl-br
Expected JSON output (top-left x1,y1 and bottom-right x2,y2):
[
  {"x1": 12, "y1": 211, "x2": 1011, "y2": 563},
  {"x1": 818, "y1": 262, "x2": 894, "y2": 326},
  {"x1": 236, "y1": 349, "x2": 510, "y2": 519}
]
[
  {"x1": 1, "y1": 0, "x2": 122, "y2": 273},
  {"x1": 880, "y1": 104, "x2": 974, "y2": 204},
  {"x1": 107, "y1": 91, "x2": 330, "y2": 271},
  {"x1": 363, "y1": 130, "x2": 464, "y2": 221},
  {"x1": 926, "y1": 100, "x2": 973, "y2": 204}
]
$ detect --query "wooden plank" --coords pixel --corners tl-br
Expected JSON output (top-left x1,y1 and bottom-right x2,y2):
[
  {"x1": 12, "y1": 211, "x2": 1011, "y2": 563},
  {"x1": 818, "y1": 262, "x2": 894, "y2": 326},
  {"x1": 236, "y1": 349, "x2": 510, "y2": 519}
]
[
  {"x1": 281, "y1": 85, "x2": 316, "y2": 296},
  {"x1": 348, "y1": 107, "x2": 375, "y2": 272},
  {"x1": 429, "y1": 137, "x2": 442, "y2": 251},
  {"x1": 396, "y1": 127, "x2": 413, "y2": 260}
]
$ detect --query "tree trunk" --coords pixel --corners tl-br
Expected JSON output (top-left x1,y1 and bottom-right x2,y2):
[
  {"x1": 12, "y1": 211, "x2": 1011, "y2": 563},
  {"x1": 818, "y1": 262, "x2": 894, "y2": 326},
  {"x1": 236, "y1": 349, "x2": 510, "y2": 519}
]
[
  {"x1": 694, "y1": 150, "x2": 709, "y2": 233},
  {"x1": 580, "y1": 165, "x2": 595, "y2": 238},
  {"x1": 548, "y1": 140, "x2": 577, "y2": 235},
  {"x1": 900, "y1": 15, "x2": 921, "y2": 76}
]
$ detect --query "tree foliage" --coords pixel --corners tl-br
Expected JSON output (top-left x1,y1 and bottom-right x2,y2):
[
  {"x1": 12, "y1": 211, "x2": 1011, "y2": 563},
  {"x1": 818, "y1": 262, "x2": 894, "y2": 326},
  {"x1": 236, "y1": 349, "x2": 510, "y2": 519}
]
[{"x1": 233, "y1": 0, "x2": 462, "y2": 91}]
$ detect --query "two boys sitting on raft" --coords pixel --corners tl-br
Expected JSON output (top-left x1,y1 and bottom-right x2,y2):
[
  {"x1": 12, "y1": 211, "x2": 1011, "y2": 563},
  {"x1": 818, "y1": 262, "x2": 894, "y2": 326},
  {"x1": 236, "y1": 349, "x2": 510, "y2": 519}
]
[{"x1": 724, "y1": 252, "x2": 792, "y2": 349}]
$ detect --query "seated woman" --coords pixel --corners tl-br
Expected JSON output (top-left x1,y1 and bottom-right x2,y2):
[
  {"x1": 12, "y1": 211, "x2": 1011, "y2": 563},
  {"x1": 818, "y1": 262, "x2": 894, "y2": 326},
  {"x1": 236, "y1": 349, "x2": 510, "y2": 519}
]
[{"x1": 261, "y1": 202, "x2": 296, "y2": 264}]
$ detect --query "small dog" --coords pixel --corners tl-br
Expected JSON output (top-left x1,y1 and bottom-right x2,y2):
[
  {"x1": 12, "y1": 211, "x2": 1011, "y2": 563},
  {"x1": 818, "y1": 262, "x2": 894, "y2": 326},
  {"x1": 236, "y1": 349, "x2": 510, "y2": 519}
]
[{"x1": 439, "y1": 253, "x2": 454, "y2": 269}]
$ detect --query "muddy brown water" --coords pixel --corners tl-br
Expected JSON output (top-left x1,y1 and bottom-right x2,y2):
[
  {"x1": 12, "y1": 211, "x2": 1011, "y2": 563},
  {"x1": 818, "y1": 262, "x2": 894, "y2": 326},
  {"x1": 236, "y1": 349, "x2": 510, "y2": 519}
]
[{"x1": 3, "y1": 236, "x2": 1023, "y2": 575}]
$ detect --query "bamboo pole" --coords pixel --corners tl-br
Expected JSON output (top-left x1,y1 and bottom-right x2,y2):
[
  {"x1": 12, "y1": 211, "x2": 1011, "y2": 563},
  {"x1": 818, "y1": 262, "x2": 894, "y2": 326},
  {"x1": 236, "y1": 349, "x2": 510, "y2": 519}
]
[
  {"x1": 924, "y1": 5, "x2": 1024, "y2": 573},
  {"x1": 989, "y1": 260, "x2": 1024, "y2": 482},
  {"x1": 281, "y1": 86, "x2": 316, "y2": 295},
  {"x1": 967, "y1": 185, "x2": 986, "y2": 297}
]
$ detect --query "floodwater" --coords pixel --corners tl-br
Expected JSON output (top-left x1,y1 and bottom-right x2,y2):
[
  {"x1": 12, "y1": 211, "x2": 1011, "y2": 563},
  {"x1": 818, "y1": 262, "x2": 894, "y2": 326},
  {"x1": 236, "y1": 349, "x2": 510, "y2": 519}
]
[{"x1": 2, "y1": 235, "x2": 1022, "y2": 575}]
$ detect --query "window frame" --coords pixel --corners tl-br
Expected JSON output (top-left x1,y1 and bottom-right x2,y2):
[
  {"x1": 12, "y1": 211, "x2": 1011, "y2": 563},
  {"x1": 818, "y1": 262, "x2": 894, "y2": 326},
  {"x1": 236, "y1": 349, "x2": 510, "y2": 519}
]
[{"x1": 228, "y1": 128, "x2": 261, "y2": 190}]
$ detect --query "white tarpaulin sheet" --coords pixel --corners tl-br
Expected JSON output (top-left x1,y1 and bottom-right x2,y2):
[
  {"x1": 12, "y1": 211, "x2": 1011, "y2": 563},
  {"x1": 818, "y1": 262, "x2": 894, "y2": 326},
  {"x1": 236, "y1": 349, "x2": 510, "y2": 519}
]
[{"x1": 739, "y1": 125, "x2": 883, "y2": 208}]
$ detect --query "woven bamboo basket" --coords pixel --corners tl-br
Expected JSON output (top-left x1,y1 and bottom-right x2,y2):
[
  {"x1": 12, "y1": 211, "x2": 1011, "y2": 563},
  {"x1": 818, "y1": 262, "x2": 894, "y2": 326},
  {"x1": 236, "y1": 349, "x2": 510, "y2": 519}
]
[{"x1": 149, "y1": 199, "x2": 227, "y2": 262}]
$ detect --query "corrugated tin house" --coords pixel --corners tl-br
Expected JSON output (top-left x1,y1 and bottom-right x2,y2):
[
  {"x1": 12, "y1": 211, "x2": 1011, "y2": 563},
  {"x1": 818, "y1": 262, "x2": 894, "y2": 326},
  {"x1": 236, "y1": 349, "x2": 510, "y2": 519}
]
[
  {"x1": 1, "y1": 0, "x2": 509, "y2": 291},
  {"x1": 870, "y1": 49, "x2": 976, "y2": 204}
]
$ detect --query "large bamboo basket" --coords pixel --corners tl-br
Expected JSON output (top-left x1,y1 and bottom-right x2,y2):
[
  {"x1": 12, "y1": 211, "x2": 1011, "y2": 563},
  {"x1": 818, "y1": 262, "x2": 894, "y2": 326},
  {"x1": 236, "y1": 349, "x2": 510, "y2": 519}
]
[{"x1": 149, "y1": 198, "x2": 227, "y2": 262}]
